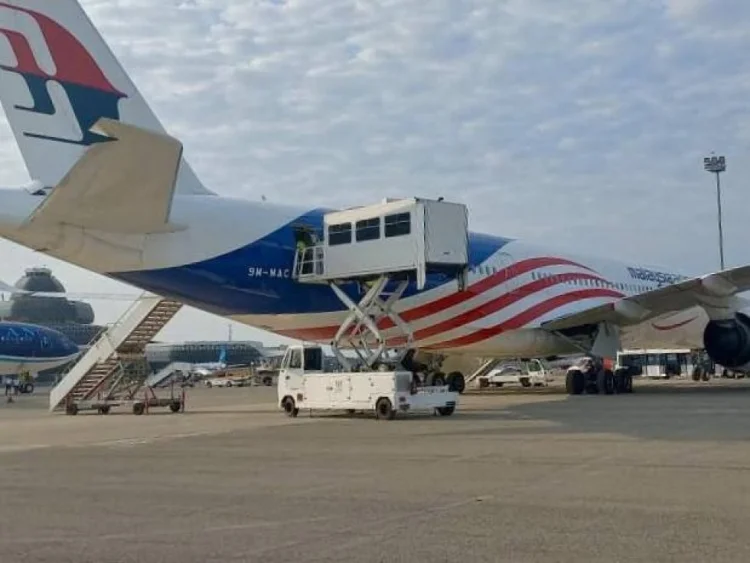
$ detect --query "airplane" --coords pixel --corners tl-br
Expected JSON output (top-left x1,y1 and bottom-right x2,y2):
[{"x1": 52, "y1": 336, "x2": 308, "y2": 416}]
[
  {"x1": 189, "y1": 347, "x2": 228, "y2": 377},
  {"x1": 0, "y1": 0, "x2": 749, "y2": 397},
  {"x1": 0, "y1": 321, "x2": 80, "y2": 381}
]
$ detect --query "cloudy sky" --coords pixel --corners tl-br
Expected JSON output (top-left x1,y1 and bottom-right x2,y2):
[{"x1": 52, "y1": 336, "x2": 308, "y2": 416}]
[{"x1": 0, "y1": 0, "x2": 749, "y2": 344}]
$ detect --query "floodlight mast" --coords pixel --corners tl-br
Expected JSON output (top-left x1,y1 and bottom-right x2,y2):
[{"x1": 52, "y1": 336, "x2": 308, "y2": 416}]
[{"x1": 703, "y1": 154, "x2": 726, "y2": 271}]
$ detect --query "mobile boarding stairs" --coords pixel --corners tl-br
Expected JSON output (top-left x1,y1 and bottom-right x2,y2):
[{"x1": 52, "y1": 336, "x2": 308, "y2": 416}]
[
  {"x1": 49, "y1": 295, "x2": 185, "y2": 415},
  {"x1": 292, "y1": 197, "x2": 470, "y2": 373}
]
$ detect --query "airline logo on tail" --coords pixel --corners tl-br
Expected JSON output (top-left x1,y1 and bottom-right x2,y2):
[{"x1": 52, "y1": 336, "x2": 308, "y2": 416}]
[{"x1": 0, "y1": 2, "x2": 125, "y2": 146}]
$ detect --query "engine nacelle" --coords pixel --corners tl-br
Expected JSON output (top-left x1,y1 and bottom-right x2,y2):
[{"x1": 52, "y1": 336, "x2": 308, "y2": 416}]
[{"x1": 703, "y1": 312, "x2": 750, "y2": 369}]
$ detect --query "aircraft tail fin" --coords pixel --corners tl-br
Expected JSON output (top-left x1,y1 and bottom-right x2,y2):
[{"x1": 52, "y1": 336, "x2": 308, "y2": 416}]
[{"x1": 0, "y1": 0, "x2": 213, "y2": 194}]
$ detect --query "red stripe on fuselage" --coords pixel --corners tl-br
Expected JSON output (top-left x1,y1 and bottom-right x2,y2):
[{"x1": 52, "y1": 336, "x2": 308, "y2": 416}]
[
  {"x1": 423, "y1": 288, "x2": 624, "y2": 350},
  {"x1": 387, "y1": 272, "x2": 611, "y2": 346},
  {"x1": 278, "y1": 256, "x2": 594, "y2": 340}
]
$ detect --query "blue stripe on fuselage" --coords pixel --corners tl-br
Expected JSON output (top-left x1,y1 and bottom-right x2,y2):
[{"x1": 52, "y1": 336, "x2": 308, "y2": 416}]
[{"x1": 113, "y1": 210, "x2": 510, "y2": 316}]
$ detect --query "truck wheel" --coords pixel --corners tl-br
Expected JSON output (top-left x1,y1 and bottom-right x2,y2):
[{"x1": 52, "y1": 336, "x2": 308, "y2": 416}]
[
  {"x1": 691, "y1": 367, "x2": 702, "y2": 382},
  {"x1": 65, "y1": 403, "x2": 78, "y2": 416},
  {"x1": 375, "y1": 397, "x2": 395, "y2": 420},
  {"x1": 169, "y1": 401, "x2": 181, "y2": 413},
  {"x1": 262, "y1": 376, "x2": 273, "y2": 386},
  {"x1": 520, "y1": 377, "x2": 531, "y2": 388},
  {"x1": 98, "y1": 406, "x2": 111, "y2": 415},
  {"x1": 597, "y1": 369, "x2": 615, "y2": 395},
  {"x1": 565, "y1": 370, "x2": 585, "y2": 395},
  {"x1": 282, "y1": 397, "x2": 299, "y2": 418},
  {"x1": 132, "y1": 403, "x2": 145, "y2": 415},
  {"x1": 447, "y1": 371, "x2": 465, "y2": 394},
  {"x1": 436, "y1": 405, "x2": 455, "y2": 416},
  {"x1": 701, "y1": 370, "x2": 710, "y2": 382}
]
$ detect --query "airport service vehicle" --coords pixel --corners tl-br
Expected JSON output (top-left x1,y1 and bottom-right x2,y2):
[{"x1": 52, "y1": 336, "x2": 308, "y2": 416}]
[
  {"x1": 204, "y1": 377, "x2": 235, "y2": 388},
  {"x1": 481, "y1": 359, "x2": 550, "y2": 388},
  {"x1": 616, "y1": 348, "x2": 718, "y2": 382},
  {"x1": 5, "y1": 1, "x2": 750, "y2": 399},
  {"x1": 277, "y1": 344, "x2": 457, "y2": 420}
]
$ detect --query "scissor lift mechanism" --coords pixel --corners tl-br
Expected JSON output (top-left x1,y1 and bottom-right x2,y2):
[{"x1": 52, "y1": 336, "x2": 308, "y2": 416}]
[{"x1": 328, "y1": 276, "x2": 412, "y2": 370}]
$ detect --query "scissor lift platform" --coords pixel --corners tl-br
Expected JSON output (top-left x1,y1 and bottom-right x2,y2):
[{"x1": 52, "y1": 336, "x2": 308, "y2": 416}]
[{"x1": 293, "y1": 197, "x2": 470, "y2": 373}]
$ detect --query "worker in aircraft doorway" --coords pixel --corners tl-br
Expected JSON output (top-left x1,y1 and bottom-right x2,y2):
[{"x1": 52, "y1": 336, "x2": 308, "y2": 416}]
[{"x1": 294, "y1": 226, "x2": 318, "y2": 276}]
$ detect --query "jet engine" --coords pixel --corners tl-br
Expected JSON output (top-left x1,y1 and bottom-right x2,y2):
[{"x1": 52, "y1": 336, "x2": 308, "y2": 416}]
[{"x1": 703, "y1": 312, "x2": 750, "y2": 370}]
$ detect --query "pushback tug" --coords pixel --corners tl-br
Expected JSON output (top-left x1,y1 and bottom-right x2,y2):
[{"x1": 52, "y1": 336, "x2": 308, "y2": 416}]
[{"x1": 278, "y1": 197, "x2": 469, "y2": 420}]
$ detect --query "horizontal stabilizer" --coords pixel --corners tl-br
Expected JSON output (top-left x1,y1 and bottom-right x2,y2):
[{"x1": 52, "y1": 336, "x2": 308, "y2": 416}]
[
  {"x1": 22, "y1": 119, "x2": 184, "y2": 234},
  {"x1": 542, "y1": 264, "x2": 750, "y2": 331}
]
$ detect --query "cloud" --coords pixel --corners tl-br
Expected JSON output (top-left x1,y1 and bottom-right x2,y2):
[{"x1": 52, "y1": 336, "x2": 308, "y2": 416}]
[{"x1": 1, "y1": 0, "x2": 750, "y2": 341}]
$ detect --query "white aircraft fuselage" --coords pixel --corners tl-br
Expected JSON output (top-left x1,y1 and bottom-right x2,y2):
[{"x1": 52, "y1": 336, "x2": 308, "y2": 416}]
[{"x1": 0, "y1": 188, "x2": 707, "y2": 360}]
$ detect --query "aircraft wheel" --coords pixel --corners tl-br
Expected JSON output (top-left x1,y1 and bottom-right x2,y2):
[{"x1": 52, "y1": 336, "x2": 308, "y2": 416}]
[
  {"x1": 623, "y1": 373, "x2": 633, "y2": 393},
  {"x1": 613, "y1": 370, "x2": 625, "y2": 393},
  {"x1": 565, "y1": 370, "x2": 585, "y2": 395},
  {"x1": 597, "y1": 369, "x2": 615, "y2": 395},
  {"x1": 429, "y1": 372, "x2": 446, "y2": 387},
  {"x1": 692, "y1": 367, "x2": 702, "y2": 382},
  {"x1": 447, "y1": 371, "x2": 465, "y2": 394}
]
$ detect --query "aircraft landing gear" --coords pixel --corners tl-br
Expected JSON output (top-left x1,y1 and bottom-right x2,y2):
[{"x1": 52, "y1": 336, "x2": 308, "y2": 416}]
[{"x1": 566, "y1": 358, "x2": 632, "y2": 396}]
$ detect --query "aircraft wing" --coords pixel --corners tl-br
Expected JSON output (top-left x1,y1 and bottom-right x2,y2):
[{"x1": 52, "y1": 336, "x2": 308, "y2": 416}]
[
  {"x1": 22, "y1": 118, "x2": 184, "y2": 234},
  {"x1": 541, "y1": 265, "x2": 750, "y2": 332}
]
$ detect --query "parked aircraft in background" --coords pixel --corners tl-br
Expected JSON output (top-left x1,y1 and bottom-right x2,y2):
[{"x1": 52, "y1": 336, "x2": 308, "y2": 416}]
[
  {"x1": 189, "y1": 347, "x2": 228, "y2": 377},
  {"x1": 0, "y1": 1, "x2": 749, "y2": 396},
  {"x1": 0, "y1": 321, "x2": 80, "y2": 377}
]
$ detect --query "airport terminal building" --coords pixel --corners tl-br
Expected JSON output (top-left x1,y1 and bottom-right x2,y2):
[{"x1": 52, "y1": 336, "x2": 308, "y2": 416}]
[{"x1": 145, "y1": 340, "x2": 267, "y2": 371}]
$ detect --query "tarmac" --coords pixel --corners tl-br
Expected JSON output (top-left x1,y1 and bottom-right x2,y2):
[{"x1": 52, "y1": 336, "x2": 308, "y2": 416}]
[{"x1": 1, "y1": 379, "x2": 750, "y2": 562}]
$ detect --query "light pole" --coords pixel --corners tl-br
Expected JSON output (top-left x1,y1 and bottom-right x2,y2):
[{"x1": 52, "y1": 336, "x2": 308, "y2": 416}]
[{"x1": 704, "y1": 154, "x2": 726, "y2": 270}]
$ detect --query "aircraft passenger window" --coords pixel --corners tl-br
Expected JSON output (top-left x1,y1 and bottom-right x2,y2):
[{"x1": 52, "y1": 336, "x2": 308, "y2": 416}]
[
  {"x1": 384, "y1": 212, "x2": 411, "y2": 238},
  {"x1": 355, "y1": 218, "x2": 381, "y2": 242},
  {"x1": 328, "y1": 223, "x2": 352, "y2": 246}
]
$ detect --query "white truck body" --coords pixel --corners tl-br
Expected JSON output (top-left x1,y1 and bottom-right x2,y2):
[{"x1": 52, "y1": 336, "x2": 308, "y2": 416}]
[{"x1": 277, "y1": 345, "x2": 458, "y2": 419}]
